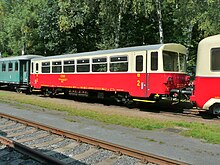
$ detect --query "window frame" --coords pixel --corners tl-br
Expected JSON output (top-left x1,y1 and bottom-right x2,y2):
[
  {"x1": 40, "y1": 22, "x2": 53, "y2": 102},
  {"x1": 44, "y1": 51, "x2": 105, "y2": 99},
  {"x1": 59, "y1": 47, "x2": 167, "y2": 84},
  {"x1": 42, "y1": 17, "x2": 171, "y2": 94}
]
[
  {"x1": 8, "y1": 62, "x2": 13, "y2": 72},
  {"x1": 110, "y1": 55, "x2": 128, "y2": 72},
  {"x1": 210, "y1": 48, "x2": 220, "y2": 71},
  {"x1": 77, "y1": 58, "x2": 90, "y2": 72},
  {"x1": 52, "y1": 61, "x2": 62, "y2": 73},
  {"x1": 151, "y1": 52, "x2": 158, "y2": 71},
  {"x1": 15, "y1": 62, "x2": 18, "y2": 72},
  {"x1": 136, "y1": 55, "x2": 143, "y2": 72},
  {"x1": 63, "y1": 60, "x2": 75, "y2": 73},
  {"x1": 41, "y1": 61, "x2": 51, "y2": 73},
  {"x1": 2, "y1": 63, "x2": 6, "y2": 72},
  {"x1": 92, "y1": 57, "x2": 107, "y2": 72}
]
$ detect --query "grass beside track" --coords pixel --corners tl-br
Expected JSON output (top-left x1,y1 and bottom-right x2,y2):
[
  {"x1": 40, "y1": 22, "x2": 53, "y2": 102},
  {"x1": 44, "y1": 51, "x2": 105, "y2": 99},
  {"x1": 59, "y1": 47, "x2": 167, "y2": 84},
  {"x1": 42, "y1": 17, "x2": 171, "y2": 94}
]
[{"x1": 0, "y1": 91, "x2": 219, "y2": 145}]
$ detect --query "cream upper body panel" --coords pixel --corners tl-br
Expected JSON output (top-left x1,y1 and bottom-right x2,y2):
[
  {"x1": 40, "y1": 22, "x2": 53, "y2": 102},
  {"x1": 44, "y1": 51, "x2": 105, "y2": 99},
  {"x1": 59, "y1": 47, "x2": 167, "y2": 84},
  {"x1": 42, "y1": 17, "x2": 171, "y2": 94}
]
[
  {"x1": 196, "y1": 35, "x2": 220, "y2": 77},
  {"x1": 31, "y1": 43, "x2": 186, "y2": 74}
]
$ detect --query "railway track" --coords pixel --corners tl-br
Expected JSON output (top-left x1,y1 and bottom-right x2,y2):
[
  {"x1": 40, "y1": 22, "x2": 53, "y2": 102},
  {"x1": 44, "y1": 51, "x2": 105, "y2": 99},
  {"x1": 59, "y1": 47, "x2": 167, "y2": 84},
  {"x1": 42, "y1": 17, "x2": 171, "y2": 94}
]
[{"x1": 0, "y1": 112, "x2": 187, "y2": 165}]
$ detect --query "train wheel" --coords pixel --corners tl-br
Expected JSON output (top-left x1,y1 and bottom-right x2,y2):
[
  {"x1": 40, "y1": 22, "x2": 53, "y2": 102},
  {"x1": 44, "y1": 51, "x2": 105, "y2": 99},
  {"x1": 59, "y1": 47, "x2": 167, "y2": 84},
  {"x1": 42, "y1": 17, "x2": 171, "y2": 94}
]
[
  {"x1": 123, "y1": 94, "x2": 135, "y2": 108},
  {"x1": 16, "y1": 88, "x2": 22, "y2": 93},
  {"x1": 210, "y1": 103, "x2": 220, "y2": 116}
]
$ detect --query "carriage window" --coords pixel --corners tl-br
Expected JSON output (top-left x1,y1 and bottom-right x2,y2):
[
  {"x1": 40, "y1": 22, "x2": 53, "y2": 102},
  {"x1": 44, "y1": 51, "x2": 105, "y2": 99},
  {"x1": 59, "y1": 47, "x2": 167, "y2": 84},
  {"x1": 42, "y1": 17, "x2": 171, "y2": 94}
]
[
  {"x1": 151, "y1": 52, "x2": 158, "y2": 71},
  {"x1": 52, "y1": 61, "x2": 62, "y2": 73},
  {"x1": 36, "y1": 63, "x2": 39, "y2": 73},
  {"x1": 77, "y1": 59, "x2": 90, "y2": 72},
  {"x1": 2, "y1": 63, "x2": 6, "y2": 72},
  {"x1": 163, "y1": 51, "x2": 179, "y2": 71},
  {"x1": 31, "y1": 63, "x2": 33, "y2": 73},
  {"x1": 15, "y1": 62, "x2": 18, "y2": 71},
  {"x1": 64, "y1": 60, "x2": 75, "y2": 73},
  {"x1": 110, "y1": 56, "x2": 128, "y2": 72},
  {"x1": 8, "y1": 62, "x2": 13, "y2": 71},
  {"x1": 24, "y1": 63, "x2": 27, "y2": 72},
  {"x1": 211, "y1": 48, "x2": 220, "y2": 71},
  {"x1": 179, "y1": 53, "x2": 186, "y2": 72},
  {"x1": 136, "y1": 56, "x2": 143, "y2": 72},
  {"x1": 92, "y1": 57, "x2": 107, "y2": 72},
  {"x1": 42, "y1": 62, "x2": 50, "y2": 73}
]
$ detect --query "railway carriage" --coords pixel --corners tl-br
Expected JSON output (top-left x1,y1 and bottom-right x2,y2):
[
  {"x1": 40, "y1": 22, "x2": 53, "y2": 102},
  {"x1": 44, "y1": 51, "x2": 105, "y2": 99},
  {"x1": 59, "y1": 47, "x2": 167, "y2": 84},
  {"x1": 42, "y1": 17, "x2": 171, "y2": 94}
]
[
  {"x1": 190, "y1": 35, "x2": 220, "y2": 115},
  {"x1": 30, "y1": 44, "x2": 188, "y2": 104},
  {"x1": 0, "y1": 55, "x2": 42, "y2": 92}
]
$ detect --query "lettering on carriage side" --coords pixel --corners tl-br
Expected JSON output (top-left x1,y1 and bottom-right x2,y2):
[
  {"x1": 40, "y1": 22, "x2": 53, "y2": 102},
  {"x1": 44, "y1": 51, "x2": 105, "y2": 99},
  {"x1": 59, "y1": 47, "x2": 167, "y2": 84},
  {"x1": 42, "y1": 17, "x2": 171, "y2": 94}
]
[
  {"x1": 137, "y1": 73, "x2": 141, "y2": 87},
  {"x1": 137, "y1": 80, "x2": 141, "y2": 87},
  {"x1": 35, "y1": 74, "x2": 39, "y2": 84},
  {"x1": 58, "y1": 74, "x2": 68, "y2": 83}
]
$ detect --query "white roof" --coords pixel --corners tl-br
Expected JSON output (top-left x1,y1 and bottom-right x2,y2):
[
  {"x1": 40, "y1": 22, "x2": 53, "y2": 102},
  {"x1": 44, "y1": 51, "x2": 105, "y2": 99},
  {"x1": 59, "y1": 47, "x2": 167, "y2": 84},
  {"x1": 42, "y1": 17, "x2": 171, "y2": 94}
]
[
  {"x1": 31, "y1": 43, "x2": 186, "y2": 61},
  {"x1": 196, "y1": 35, "x2": 220, "y2": 77}
]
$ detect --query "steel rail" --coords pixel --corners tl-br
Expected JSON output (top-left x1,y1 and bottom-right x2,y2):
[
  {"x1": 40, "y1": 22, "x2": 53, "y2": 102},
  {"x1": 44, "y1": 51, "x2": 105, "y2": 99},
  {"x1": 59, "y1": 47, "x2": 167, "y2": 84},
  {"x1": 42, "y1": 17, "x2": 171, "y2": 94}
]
[
  {"x1": 0, "y1": 135, "x2": 66, "y2": 165},
  {"x1": 0, "y1": 112, "x2": 187, "y2": 165}
]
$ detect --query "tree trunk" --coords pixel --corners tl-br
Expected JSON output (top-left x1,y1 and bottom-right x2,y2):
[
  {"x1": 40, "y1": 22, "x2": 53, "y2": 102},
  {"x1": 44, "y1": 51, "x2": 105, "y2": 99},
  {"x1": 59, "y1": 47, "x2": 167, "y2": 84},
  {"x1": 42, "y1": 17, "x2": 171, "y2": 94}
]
[
  {"x1": 155, "y1": 0, "x2": 164, "y2": 44},
  {"x1": 115, "y1": 5, "x2": 122, "y2": 48}
]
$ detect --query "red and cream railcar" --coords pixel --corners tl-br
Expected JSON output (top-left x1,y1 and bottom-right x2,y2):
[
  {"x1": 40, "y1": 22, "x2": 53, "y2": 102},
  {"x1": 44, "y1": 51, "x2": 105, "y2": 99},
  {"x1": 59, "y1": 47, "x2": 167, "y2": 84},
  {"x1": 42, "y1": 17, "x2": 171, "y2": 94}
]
[
  {"x1": 30, "y1": 44, "x2": 188, "y2": 104},
  {"x1": 190, "y1": 35, "x2": 220, "y2": 115}
]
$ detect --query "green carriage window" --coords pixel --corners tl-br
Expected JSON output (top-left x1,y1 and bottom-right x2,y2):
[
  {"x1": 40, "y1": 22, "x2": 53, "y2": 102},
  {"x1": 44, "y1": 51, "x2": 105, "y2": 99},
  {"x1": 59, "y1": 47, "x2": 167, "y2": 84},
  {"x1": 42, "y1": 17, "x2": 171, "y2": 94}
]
[
  {"x1": 15, "y1": 62, "x2": 18, "y2": 71},
  {"x1": 2, "y1": 63, "x2": 6, "y2": 72},
  {"x1": 8, "y1": 62, "x2": 13, "y2": 71},
  {"x1": 24, "y1": 63, "x2": 27, "y2": 72}
]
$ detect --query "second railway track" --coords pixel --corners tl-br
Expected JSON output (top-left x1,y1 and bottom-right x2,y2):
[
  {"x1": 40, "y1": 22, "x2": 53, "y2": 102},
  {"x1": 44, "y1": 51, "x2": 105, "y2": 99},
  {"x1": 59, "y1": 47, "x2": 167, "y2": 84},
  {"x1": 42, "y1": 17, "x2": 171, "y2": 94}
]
[{"x1": 0, "y1": 112, "x2": 187, "y2": 165}]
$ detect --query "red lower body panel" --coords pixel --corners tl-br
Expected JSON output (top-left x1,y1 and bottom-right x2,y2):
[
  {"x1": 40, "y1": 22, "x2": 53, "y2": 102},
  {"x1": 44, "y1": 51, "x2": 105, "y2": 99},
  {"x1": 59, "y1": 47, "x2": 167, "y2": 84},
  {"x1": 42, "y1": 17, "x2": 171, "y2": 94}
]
[
  {"x1": 190, "y1": 77, "x2": 220, "y2": 108},
  {"x1": 30, "y1": 73, "x2": 187, "y2": 98}
]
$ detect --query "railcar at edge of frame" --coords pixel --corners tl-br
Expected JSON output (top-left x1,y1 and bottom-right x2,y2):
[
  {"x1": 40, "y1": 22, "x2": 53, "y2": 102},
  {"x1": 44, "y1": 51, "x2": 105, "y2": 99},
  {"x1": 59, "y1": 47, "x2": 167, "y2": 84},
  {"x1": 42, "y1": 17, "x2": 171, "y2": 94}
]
[
  {"x1": 0, "y1": 55, "x2": 42, "y2": 92},
  {"x1": 190, "y1": 35, "x2": 220, "y2": 115},
  {"x1": 30, "y1": 43, "x2": 189, "y2": 106}
]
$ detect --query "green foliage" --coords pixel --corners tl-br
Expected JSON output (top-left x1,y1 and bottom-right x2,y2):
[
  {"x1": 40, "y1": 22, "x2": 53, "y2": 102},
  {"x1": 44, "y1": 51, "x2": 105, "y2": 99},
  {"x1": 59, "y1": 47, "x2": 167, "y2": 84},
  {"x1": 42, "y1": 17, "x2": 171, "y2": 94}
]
[{"x1": 0, "y1": 0, "x2": 220, "y2": 63}]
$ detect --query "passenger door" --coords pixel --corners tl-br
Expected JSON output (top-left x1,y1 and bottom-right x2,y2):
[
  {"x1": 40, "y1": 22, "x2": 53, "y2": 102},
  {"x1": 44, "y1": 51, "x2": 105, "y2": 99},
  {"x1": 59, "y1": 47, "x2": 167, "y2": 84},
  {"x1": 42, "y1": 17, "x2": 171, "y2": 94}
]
[
  {"x1": 20, "y1": 60, "x2": 28, "y2": 84},
  {"x1": 134, "y1": 52, "x2": 147, "y2": 97}
]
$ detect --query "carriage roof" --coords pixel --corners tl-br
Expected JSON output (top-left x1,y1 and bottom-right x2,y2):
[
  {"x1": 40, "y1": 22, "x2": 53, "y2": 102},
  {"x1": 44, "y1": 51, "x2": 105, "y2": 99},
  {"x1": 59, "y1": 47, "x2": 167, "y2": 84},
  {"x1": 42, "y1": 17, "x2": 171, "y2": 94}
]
[
  {"x1": 31, "y1": 43, "x2": 185, "y2": 61},
  {"x1": 0, "y1": 55, "x2": 42, "y2": 62}
]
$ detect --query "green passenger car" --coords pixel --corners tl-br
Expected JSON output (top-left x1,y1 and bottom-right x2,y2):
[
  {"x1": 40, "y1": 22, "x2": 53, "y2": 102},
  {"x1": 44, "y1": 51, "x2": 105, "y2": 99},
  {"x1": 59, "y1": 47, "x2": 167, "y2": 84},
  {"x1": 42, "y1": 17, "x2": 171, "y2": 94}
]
[{"x1": 0, "y1": 55, "x2": 41, "y2": 92}]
